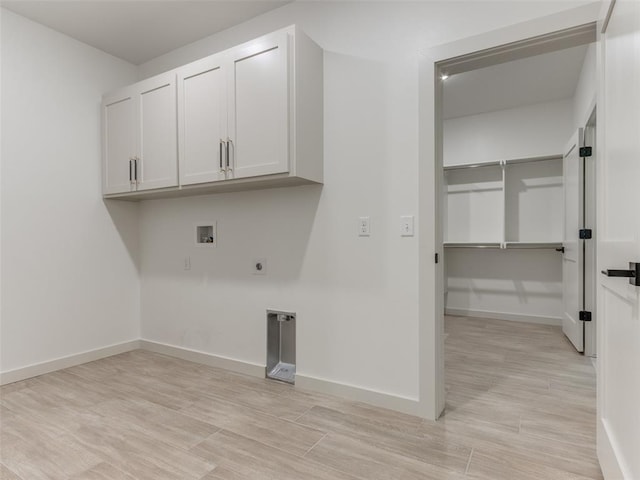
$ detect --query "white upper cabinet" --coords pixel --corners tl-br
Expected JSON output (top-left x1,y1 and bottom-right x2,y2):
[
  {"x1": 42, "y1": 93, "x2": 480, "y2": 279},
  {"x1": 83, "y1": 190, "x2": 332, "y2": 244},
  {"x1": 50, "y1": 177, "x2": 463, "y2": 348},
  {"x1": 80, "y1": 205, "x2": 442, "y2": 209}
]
[
  {"x1": 178, "y1": 54, "x2": 227, "y2": 186},
  {"x1": 102, "y1": 72, "x2": 178, "y2": 194},
  {"x1": 136, "y1": 72, "x2": 178, "y2": 191},
  {"x1": 103, "y1": 25, "x2": 323, "y2": 199},
  {"x1": 103, "y1": 92, "x2": 135, "y2": 194},
  {"x1": 227, "y1": 30, "x2": 289, "y2": 179}
]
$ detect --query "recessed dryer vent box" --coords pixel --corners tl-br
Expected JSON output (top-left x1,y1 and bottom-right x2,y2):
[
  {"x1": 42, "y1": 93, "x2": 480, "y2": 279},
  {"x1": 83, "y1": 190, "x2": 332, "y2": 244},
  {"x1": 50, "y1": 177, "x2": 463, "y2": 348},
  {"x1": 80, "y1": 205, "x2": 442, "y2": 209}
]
[
  {"x1": 266, "y1": 310, "x2": 296, "y2": 384},
  {"x1": 195, "y1": 222, "x2": 217, "y2": 247}
]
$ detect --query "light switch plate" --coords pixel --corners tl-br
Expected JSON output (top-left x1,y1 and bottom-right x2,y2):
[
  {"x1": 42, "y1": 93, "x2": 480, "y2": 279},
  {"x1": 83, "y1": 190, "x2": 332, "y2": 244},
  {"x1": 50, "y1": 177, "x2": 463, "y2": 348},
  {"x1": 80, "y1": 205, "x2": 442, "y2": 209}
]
[
  {"x1": 400, "y1": 215, "x2": 414, "y2": 236},
  {"x1": 358, "y1": 217, "x2": 371, "y2": 236}
]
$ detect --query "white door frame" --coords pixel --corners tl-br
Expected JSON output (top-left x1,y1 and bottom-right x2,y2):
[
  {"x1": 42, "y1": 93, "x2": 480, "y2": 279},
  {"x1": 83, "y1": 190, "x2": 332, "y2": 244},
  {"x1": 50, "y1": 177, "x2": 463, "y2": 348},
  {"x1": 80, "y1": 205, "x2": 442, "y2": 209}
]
[
  {"x1": 417, "y1": 3, "x2": 601, "y2": 420},
  {"x1": 583, "y1": 105, "x2": 598, "y2": 358}
]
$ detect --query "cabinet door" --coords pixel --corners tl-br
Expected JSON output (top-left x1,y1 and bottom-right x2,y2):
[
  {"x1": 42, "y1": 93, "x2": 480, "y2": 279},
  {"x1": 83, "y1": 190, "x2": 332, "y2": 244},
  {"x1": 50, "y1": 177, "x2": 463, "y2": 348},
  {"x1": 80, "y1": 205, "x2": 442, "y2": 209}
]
[
  {"x1": 227, "y1": 31, "x2": 289, "y2": 179},
  {"x1": 178, "y1": 55, "x2": 227, "y2": 185},
  {"x1": 103, "y1": 91, "x2": 135, "y2": 194},
  {"x1": 136, "y1": 73, "x2": 178, "y2": 191}
]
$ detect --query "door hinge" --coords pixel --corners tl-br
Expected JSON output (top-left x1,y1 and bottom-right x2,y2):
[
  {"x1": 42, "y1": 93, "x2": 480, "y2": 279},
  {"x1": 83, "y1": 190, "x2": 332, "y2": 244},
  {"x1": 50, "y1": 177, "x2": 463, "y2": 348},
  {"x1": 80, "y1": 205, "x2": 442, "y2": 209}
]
[
  {"x1": 579, "y1": 146, "x2": 592, "y2": 157},
  {"x1": 579, "y1": 311, "x2": 592, "y2": 322},
  {"x1": 435, "y1": 253, "x2": 439, "y2": 264},
  {"x1": 579, "y1": 229, "x2": 592, "y2": 239}
]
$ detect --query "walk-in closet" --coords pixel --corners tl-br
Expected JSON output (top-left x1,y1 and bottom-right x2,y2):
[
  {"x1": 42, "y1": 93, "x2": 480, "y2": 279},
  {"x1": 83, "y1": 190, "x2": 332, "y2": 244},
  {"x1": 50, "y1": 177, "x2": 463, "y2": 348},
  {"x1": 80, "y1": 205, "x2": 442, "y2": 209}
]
[{"x1": 441, "y1": 33, "x2": 597, "y2": 355}]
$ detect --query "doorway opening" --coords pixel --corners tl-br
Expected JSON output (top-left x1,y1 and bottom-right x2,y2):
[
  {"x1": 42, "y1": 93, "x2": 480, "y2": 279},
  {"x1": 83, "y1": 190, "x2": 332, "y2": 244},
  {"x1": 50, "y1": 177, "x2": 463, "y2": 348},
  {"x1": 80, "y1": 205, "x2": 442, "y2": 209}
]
[{"x1": 434, "y1": 23, "x2": 600, "y2": 471}]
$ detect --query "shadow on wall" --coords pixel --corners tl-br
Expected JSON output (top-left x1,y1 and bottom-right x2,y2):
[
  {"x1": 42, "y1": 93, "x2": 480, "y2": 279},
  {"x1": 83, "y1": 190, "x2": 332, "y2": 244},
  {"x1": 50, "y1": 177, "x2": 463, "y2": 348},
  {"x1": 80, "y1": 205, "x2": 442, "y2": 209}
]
[
  {"x1": 103, "y1": 199, "x2": 140, "y2": 273},
  {"x1": 138, "y1": 184, "x2": 323, "y2": 284},
  {"x1": 309, "y1": 51, "x2": 392, "y2": 291},
  {"x1": 445, "y1": 248, "x2": 563, "y2": 309},
  {"x1": 140, "y1": 51, "x2": 394, "y2": 291}
]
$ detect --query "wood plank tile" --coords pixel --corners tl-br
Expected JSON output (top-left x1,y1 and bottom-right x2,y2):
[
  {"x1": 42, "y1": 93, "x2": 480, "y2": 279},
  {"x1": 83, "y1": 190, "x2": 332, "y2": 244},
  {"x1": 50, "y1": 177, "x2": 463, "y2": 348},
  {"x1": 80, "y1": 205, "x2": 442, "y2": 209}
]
[
  {"x1": 190, "y1": 429, "x2": 360, "y2": 480},
  {"x1": 199, "y1": 467, "x2": 248, "y2": 480},
  {"x1": 305, "y1": 432, "x2": 467, "y2": 480},
  {"x1": 443, "y1": 315, "x2": 601, "y2": 479},
  {"x1": 90, "y1": 397, "x2": 220, "y2": 449},
  {"x1": 519, "y1": 411, "x2": 596, "y2": 449},
  {"x1": 67, "y1": 414, "x2": 216, "y2": 480},
  {"x1": 0, "y1": 464, "x2": 23, "y2": 480},
  {"x1": 68, "y1": 462, "x2": 137, "y2": 480},
  {"x1": 181, "y1": 396, "x2": 326, "y2": 457},
  {"x1": 0, "y1": 315, "x2": 601, "y2": 480},
  {"x1": 428, "y1": 418, "x2": 601, "y2": 479},
  {"x1": 1, "y1": 421, "x2": 102, "y2": 480},
  {"x1": 466, "y1": 449, "x2": 600, "y2": 480},
  {"x1": 296, "y1": 405, "x2": 471, "y2": 473},
  {"x1": 189, "y1": 380, "x2": 313, "y2": 421}
]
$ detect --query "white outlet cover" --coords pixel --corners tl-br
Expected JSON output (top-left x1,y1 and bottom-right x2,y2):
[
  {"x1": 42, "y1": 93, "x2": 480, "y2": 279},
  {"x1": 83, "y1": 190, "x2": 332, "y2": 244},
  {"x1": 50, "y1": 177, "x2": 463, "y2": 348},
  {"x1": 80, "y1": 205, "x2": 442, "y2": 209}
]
[
  {"x1": 253, "y1": 258, "x2": 267, "y2": 275},
  {"x1": 358, "y1": 216, "x2": 371, "y2": 237}
]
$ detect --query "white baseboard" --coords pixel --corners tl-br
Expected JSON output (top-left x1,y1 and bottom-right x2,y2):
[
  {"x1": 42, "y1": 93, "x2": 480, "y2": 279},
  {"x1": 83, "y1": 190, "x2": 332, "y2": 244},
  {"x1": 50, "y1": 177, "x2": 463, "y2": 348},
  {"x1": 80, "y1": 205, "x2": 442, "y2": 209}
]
[
  {"x1": 598, "y1": 419, "x2": 626, "y2": 479},
  {"x1": 445, "y1": 308, "x2": 562, "y2": 326},
  {"x1": 138, "y1": 340, "x2": 265, "y2": 378},
  {"x1": 1, "y1": 338, "x2": 424, "y2": 419},
  {"x1": 139, "y1": 340, "x2": 422, "y2": 417},
  {"x1": 0, "y1": 340, "x2": 140, "y2": 385},
  {"x1": 295, "y1": 373, "x2": 421, "y2": 417}
]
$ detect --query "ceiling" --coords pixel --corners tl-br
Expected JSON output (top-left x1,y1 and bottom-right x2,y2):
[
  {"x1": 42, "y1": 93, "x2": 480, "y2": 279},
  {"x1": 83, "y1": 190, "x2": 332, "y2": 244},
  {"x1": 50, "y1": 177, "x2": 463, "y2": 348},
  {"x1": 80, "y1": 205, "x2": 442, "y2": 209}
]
[
  {"x1": 2, "y1": 1, "x2": 590, "y2": 115},
  {"x1": 443, "y1": 43, "x2": 589, "y2": 119},
  {"x1": 1, "y1": 1, "x2": 291, "y2": 65}
]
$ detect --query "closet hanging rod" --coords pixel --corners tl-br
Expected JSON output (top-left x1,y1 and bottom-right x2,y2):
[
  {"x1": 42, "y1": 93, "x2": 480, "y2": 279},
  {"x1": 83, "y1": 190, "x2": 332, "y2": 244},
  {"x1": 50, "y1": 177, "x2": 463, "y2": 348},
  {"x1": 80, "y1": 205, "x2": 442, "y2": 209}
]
[
  {"x1": 443, "y1": 242, "x2": 563, "y2": 250},
  {"x1": 504, "y1": 242, "x2": 563, "y2": 250},
  {"x1": 443, "y1": 242, "x2": 501, "y2": 248},
  {"x1": 504, "y1": 154, "x2": 563, "y2": 166}
]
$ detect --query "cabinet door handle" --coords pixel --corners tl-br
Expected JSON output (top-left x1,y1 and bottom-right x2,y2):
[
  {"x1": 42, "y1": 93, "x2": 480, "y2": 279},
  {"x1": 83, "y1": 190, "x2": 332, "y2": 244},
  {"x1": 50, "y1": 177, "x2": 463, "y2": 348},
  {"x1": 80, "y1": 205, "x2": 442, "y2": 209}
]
[
  {"x1": 226, "y1": 138, "x2": 232, "y2": 172},
  {"x1": 134, "y1": 157, "x2": 139, "y2": 184},
  {"x1": 129, "y1": 159, "x2": 133, "y2": 184},
  {"x1": 219, "y1": 139, "x2": 225, "y2": 173}
]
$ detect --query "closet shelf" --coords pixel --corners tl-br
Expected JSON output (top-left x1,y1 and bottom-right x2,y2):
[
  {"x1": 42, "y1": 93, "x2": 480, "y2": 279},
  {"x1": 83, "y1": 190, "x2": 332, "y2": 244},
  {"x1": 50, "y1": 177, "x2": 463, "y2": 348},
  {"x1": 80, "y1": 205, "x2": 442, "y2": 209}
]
[
  {"x1": 443, "y1": 161, "x2": 501, "y2": 171},
  {"x1": 443, "y1": 154, "x2": 562, "y2": 171},
  {"x1": 504, "y1": 241, "x2": 563, "y2": 249},
  {"x1": 443, "y1": 242, "x2": 502, "y2": 248},
  {"x1": 444, "y1": 241, "x2": 563, "y2": 250},
  {"x1": 505, "y1": 154, "x2": 562, "y2": 166}
]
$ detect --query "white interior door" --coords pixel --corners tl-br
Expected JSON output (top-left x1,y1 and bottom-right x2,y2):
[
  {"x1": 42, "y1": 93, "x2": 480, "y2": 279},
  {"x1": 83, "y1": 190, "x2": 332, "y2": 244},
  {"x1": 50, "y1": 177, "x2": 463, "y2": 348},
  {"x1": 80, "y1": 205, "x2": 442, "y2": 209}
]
[
  {"x1": 562, "y1": 129, "x2": 584, "y2": 352},
  {"x1": 597, "y1": 1, "x2": 640, "y2": 478}
]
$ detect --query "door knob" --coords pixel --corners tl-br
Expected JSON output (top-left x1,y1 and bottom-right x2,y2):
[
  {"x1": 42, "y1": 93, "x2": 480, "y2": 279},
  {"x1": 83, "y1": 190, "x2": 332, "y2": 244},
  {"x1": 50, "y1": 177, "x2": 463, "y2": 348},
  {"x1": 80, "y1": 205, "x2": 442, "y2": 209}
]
[{"x1": 601, "y1": 262, "x2": 640, "y2": 286}]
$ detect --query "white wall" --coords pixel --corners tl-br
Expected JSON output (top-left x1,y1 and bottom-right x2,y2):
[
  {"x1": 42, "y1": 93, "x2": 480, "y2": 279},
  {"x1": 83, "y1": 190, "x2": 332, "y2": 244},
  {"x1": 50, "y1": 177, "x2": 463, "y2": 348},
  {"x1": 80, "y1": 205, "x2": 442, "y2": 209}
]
[
  {"x1": 443, "y1": 40, "x2": 597, "y2": 326},
  {"x1": 0, "y1": 0, "x2": 597, "y2": 413},
  {"x1": 443, "y1": 99, "x2": 574, "y2": 166},
  {"x1": 0, "y1": 9, "x2": 140, "y2": 375},
  {"x1": 443, "y1": 99, "x2": 573, "y2": 324},
  {"x1": 446, "y1": 249, "x2": 563, "y2": 323},
  {"x1": 573, "y1": 43, "x2": 597, "y2": 129},
  {"x1": 136, "y1": 1, "x2": 594, "y2": 405}
]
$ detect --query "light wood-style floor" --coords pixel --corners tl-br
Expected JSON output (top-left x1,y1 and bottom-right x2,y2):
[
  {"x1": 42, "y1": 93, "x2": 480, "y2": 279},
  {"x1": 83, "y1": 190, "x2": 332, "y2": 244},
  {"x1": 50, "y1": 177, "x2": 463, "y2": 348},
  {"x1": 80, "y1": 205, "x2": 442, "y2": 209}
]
[{"x1": 0, "y1": 316, "x2": 602, "y2": 479}]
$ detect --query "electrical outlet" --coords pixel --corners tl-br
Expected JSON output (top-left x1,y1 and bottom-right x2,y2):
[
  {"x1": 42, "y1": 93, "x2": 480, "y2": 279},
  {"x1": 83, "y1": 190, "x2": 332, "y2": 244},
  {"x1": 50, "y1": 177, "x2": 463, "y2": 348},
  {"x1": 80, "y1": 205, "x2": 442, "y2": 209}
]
[
  {"x1": 400, "y1": 215, "x2": 414, "y2": 236},
  {"x1": 253, "y1": 258, "x2": 267, "y2": 275},
  {"x1": 184, "y1": 256, "x2": 191, "y2": 270},
  {"x1": 358, "y1": 217, "x2": 371, "y2": 236}
]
